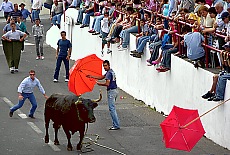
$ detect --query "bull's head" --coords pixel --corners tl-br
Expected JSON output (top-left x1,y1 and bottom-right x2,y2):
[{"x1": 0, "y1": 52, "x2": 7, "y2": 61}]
[{"x1": 75, "y1": 91, "x2": 102, "y2": 123}]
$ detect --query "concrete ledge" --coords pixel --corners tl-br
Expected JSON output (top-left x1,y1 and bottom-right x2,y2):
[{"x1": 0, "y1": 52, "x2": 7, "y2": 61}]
[{"x1": 46, "y1": 8, "x2": 230, "y2": 150}]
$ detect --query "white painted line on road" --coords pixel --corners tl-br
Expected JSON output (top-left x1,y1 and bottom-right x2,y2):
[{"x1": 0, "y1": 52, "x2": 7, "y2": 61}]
[
  {"x1": 48, "y1": 140, "x2": 61, "y2": 151},
  {"x1": 2, "y1": 97, "x2": 25, "y2": 117},
  {"x1": 27, "y1": 122, "x2": 43, "y2": 134},
  {"x1": 18, "y1": 113, "x2": 28, "y2": 119}
]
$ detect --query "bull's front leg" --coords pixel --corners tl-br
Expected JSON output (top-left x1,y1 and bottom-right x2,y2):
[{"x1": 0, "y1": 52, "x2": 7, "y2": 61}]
[
  {"x1": 63, "y1": 127, "x2": 73, "y2": 151},
  {"x1": 77, "y1": 128, "x2": 85, "y2": 150}
]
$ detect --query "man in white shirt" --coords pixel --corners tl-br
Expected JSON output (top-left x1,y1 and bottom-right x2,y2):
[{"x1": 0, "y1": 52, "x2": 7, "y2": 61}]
[
  {"x1": 2, "y1": 22, "x2": 27, "y2": 73},
  {"x1": 31, "y1": 0, "x2": 42, "y2": 22}
]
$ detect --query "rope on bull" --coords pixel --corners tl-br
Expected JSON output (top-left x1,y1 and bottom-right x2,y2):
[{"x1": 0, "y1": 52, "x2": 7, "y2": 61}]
[{"x1": 81, "y1": 123, "x2": 126, "y2": 155}]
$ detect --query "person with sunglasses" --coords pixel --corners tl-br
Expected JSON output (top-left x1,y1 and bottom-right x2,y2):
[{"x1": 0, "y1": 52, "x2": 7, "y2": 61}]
[{"x1": 9, "y1": 70, "x2": 48, "y2": 118}]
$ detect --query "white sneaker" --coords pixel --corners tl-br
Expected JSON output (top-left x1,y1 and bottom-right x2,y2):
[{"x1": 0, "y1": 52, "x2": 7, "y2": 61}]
[
  {"x1": 118, "y1": 47, "x2": 127, "y2": 51},
  {"x1": 10, "y1": 67, "x2": 14, "y2": 73},
  {"x1": 65, "y1": 79, "x2": 69, "y2": 82},
  {"x1": 53, "y1": 79, "x2": 58, "y2": 82},
  {"x1": 36, "y1": 56, "x2": 40, "y2": 60},
  {"x1": 14, "y1": 69, "x2": 19, "y2": 72},
  {"x1": 41, "y1": 56, "x2": 44, "y2": 60}
]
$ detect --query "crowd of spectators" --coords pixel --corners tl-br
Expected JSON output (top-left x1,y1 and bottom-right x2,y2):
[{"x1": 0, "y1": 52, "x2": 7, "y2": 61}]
[{"x1": 67, "y1": 0, "x2": 230, "y2": 101}]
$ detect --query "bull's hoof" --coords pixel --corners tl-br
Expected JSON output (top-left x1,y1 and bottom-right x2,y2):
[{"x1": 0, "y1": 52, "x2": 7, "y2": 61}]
[
  {"x1": 67, "y1": 147, "x2": 73, "y2": 151},
  {"x1": 54, "y1": 140, "x2": 60, "y2": 145},
  {"x1": 77, "y1": 144, "x2": 82, "y2": 150},
  {"x1": 45, "y1": 136, "x2": 49, "y2": 143}
]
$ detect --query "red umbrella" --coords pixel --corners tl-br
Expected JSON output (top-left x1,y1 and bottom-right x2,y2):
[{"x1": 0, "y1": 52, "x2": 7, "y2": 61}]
[
  {"x1": 160, "y1": 106, "x2": 205, "y2": 152},
  {"x1": 68, "y1": 54, "x2": 103, "y2": 96}
]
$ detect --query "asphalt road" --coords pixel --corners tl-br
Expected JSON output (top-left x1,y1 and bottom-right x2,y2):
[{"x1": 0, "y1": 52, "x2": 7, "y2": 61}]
[{"x1": 0, "y1": 16, "x2": 230, "y2": 155}]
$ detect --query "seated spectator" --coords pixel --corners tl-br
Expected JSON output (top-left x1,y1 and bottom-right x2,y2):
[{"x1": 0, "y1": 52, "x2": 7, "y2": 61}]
[
  {"x1": 88, "y1": 1, "x2": 115, "y2": 35},
  {"x1": 130, "y1": 18, "x2": 159, "y2": 58},
  {"x1": 75, "y1": 0, "x2": 91, "y2": 25},
  {"x1": 80, "y1": 0, "x2": 95, "y2": 28},
  {"x1": 147, "y1": 19, "x2": 165, "y2": 64},
  {"x1": 118, "y1": 8, "x2": 139, "y2": 50},
  {"x1": 112, "y1": 7, "x2": 134, "y2": 45},
  {"x1": 50, "y1": 0, "x2": 63, "y2": 29},
  {"x1": 182, "y1": 25, "x2": 205, "y2": 68},
  {"x1": 202, "y1": 42, "x2": 230, "y2": 101}
]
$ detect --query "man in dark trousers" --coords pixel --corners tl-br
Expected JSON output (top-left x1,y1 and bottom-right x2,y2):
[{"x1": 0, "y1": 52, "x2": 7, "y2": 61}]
[
  {"x1": 87, "y1": 60, "x2": 120, "y2": 130},
  {"x1": 9, "y1": 70, "x2": 48, "y2": 118},
  {"x1": 53, "y1": 31, "x2": 72, "y2": 82}
]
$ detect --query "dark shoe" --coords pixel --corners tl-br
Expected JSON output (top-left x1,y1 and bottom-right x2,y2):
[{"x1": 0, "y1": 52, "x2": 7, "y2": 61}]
[
  {"x1": 92, "y1": 32, "x2": 100, "y2": 35},
  {"x1": 133, "y1": 53, "x2": 142, "y2": 58},
  {"x1": 212, "y1": 97, "x2": 222, "y2": 102},
  {"x1": 130, "y1": 50, "x2": 138, "y2": 54},
  {"x1": 80, "y1": 25, "x2": 85, "y2": 28},
  {"x1": 208, "y1": 95, "x2": 215, "y2": 101},
  {"x1": 88, "y1": 29, "x2": 95, "y2": 33},
  {"x1": 28, "y1": 114, "x2": 35, "y2": 119},
  {"x1": 109, "y1": 127, "x2": 120, "y2": 130},
  {"x1": 99, "y1": 35, "x2": 102, "y2": 38},
  {"x1": 9, "y1": 111, "x2": 13, "y2": 117},
  {"x1": 75, "y1": 22, "x2": 81, "y2": 25},
  {"x1": 202, "y1": 91, "x2": 214, "y2": 99}
]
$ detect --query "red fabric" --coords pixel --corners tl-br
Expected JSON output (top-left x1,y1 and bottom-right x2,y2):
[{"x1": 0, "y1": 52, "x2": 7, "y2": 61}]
[
  {"x1": 68, "y1": 54, "x2": 103, "y2": 96},
  {"x1": 160, "y1": 106, "x2": 206, "y2": 152}
]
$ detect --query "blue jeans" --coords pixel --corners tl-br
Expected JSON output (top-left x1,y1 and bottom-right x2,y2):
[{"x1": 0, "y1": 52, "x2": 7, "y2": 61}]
[
  {"x1": 94, "y1": 15, "x2": 104, "y2": 33},
  {"x1": 161, "y1": 48, "x2": 178, "y2": 68},
  {"x1": 136, "y1": 36, "x2": 149, "y2": 53},
  {"x1": 216, "y1": 73, "x2": 230, "y2": 100},
  {"x1": 107, "y1": 89, "x2": 120, "y2": 128},
  {"x1": 77, "y1": 8, "x2": 86, "y2": 23},
  {"x1": 10, "y1": 93, "x2": 37, "y2": 116},
  {"x1": 54, "y1": 56, "x2": 70, "y2": 80},
  {"x1": 32, "y1": 10, "x2": 40, "y2": 22},
  {"x1": 52, "y1": 13, "x2": 62, "y2": 25},
  {"x1": 122, "y1": 26, "x2": 138, "y2": 48},
  {"x1": 83, "y1": 11, "x2": 94, "y2": 25},
  {"x1": 149, "y1": 40, "x2": 162, "y2": 62}
]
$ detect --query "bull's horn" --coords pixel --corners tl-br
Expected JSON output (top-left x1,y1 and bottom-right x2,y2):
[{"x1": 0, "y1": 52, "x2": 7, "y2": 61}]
[
  {"x1": 75, "y1": 97, "x2": 82, "y2": 104},
  {"x1": 92, "y1": 90, "x2": 102, "y2": 102}
]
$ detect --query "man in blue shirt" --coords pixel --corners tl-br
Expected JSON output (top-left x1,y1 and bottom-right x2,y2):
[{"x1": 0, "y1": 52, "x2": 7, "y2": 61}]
[
  {"x1": 53, "y1": 31, "x2": 72, "y2": 82},
  {"x1": 182, "y1": 25, "x2": 205, "y2": 68},
  {"x1": 0, "y1": 0, "x2": 14, "y2": 21},
  {"x1": 9, "y1": 70, "x2": 48, "y2": 118},
  {"x1": 87, "y1": 60, "x2": 120, "y2": 130},
  {"x1": 19, "y1": 3, "x2": 32, "y2": 23}
]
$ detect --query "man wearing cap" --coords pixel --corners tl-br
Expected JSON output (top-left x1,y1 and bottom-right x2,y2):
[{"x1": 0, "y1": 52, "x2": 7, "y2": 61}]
[
  {"x1": 0, "y1": 0, "x2": 14, "y2": 21},
  {"x1": 19, "y1": 3, "x2": 32, "y2": 35},
  {"x1": 19, "y1": 3, "x2": 32, "y2": 23}
]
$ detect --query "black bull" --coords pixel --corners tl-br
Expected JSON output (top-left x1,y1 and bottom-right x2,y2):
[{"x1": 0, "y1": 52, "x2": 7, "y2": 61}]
[{"x1": 44, "y1": 93, "x2": 102, "y2": 151}]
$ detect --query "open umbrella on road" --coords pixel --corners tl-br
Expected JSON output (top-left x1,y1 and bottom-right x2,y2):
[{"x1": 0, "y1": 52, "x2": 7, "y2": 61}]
[
  {"x1": 160, "y1": 106, "x2": 205, "y2": 152},
  {"x1": 68, "y1": 54, "x2": 103, "y2": 96},
  {"x1": 160, "y1": 98, "x2": 230, "y2": 152}
]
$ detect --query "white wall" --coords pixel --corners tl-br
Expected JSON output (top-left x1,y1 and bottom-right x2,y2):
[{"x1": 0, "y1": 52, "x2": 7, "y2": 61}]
[{"x1": 46, "y1": 8, "x2": 230, "y2": 150}]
